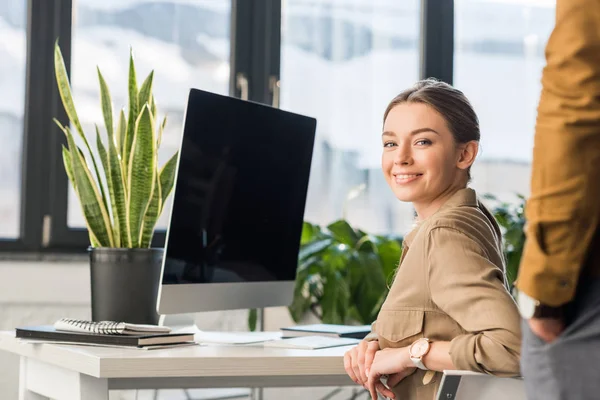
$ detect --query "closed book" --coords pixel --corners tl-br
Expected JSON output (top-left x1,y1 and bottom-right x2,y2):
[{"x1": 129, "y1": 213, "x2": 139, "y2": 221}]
[
  {"x1": 280, "y1": 324, "x2": 372, "y2": 339},
  {"x1": 16, "y1": 326, "x2": 194, "y2": 347}
]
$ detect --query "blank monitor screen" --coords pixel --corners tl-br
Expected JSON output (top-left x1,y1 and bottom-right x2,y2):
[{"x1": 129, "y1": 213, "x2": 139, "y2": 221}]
[{"x1": 161, "y1": 89, "x2": 316, "y2": 292}]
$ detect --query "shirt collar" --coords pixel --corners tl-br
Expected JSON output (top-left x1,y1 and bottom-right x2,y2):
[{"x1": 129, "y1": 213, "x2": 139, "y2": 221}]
[{"x1": 401, "y1": 188, "x2": 478, "y2": 248}]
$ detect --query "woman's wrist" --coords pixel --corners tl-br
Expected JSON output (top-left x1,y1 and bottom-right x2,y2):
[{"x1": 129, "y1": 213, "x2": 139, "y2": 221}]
[{"x1": 400, "y1": 346, "x2": 415, "y2": 369}]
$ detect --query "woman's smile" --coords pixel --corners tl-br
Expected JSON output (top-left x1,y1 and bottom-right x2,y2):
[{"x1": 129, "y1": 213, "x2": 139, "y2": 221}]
[{"x1": 393, "y1": 173, "x2": 423, "y2": 184}]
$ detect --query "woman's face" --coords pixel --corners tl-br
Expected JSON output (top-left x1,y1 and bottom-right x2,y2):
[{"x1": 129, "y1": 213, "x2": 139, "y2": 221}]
[{"x1": 381, "y1": 102, "x2": 475, "y2": 214}]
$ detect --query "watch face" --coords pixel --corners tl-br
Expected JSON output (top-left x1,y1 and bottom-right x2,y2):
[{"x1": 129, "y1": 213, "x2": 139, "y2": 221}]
[{"x1": 410, "y1": 338, "x2": 430, "y2": 357}]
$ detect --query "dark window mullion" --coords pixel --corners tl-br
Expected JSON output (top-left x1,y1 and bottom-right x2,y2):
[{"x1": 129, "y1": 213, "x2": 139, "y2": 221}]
[
  {"x1": 265, "y1": 0, "x2": 281, "y2": 107},
  {"x1": 230, "y1": 0, "x2": 252, "y2": 100},
  {"x1": 18, "y1": 0, "x2": 74, "y2": 251},
  {"x1": 231, "y1": 0, "x2": 281, "y2": 106},
  {"x1": 420, "y1": 0, "x2": 454, "y2": 84},
  {"x1": 41, "y1": 0, "x2": 90, "y2": 251}
]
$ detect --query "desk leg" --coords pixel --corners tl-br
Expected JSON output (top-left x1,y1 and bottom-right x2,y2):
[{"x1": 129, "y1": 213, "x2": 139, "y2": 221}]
[
  {"x1": 19, "y1": 357, "x2": 48, "y2": 400},
  {"x1": 18, "y1": 356, "x2": 109, "y2": 400}
]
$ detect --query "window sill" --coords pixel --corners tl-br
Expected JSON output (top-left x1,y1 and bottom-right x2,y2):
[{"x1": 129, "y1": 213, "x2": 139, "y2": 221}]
[{"x1": 0, "y1": 252, "x2": 88, "y2": 262}]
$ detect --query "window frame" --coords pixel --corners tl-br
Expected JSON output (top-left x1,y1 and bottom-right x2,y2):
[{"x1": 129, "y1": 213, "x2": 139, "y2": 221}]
[{"x1": 1, "y1": 0, "x2": 452, "y2": 253}]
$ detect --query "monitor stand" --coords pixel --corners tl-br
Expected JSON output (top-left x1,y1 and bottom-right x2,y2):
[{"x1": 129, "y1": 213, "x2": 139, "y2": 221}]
[
  {"x1": 158, "y1": 309, "x2": 281, "y2": 345},
  {"x1": 158, "y1": 313, "x2": 201, "y2": 334}
]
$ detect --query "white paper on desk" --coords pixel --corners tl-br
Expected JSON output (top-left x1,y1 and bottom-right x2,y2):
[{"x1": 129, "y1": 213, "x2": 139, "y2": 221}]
[
  {"x1": 195, "y1": 331, "x2": 282, "y2": 345},
  {"x1": 262, "y1": 336, "x2": 360, "y2": 350}
]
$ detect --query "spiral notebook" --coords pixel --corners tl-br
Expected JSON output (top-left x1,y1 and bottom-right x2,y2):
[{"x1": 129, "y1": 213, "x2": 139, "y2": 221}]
[
  {"x1": 15, "y1": 319, "x2": 192, "y2": 348},
  {"x1": 53, "y1": 318, "x2": 172, "y2": 335}
]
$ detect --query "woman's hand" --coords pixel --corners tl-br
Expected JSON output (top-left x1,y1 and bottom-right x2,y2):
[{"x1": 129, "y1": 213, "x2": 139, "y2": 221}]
[
  {"x1": 343, "y1": 340, "x2": 380, "y2": 386},
  {"x1": 366, "y1": 347, "x2": 416, "y2": 400}
]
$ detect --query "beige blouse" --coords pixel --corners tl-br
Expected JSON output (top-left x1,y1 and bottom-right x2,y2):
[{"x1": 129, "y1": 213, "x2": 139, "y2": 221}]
[{"x1": 371, "y1": 188, "x2": 521, "y2": 400}]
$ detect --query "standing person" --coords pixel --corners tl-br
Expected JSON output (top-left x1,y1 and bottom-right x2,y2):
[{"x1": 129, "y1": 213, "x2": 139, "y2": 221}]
[
  {"x1": 516, "y1": 1, "x2": 600, "y2": 399},
  {"x1": 343, "y1": 78, "x2": 521, "y2": 400}
]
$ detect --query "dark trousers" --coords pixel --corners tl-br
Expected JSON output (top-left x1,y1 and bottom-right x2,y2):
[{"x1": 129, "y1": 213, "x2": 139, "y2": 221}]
[{"x1": 521, "y1": 277, "x2": 600, "y2": 400}]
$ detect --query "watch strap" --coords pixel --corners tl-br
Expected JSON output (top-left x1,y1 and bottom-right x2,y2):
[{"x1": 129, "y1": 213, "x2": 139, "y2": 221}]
[{"x1": 410, "y1": 356, "x2": 428, "y2": 370}]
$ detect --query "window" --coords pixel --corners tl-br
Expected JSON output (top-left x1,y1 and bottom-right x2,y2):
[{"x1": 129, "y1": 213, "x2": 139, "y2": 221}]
[
  {"x1": 0, "y1": 0, "x2": 26, "y2": 238},
  {"x1": 454, "y1": 0, "x2": 555, "y2": 202},
  {"x1": 2, "y1": 0, "x2": 554, "y2": 251},
  {"x1": 280, "y1": 0, "x2": 420, "y2": 234},
  {"x1": 68, "y1": 0, "x2": 232, "y2": 229}
]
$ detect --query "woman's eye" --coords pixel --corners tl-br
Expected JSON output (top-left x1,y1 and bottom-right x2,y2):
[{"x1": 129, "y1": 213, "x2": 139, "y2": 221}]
[
  {"x1": 383, "y1": 141, "x2": 396, "y2": 148},
  {"x1": 415, "y1": 139, "x2": 432, "y2": 146}
]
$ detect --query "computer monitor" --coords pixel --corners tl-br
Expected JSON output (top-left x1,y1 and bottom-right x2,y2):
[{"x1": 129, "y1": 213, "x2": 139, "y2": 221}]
[{"x1": 157, "y1": 88, "x2": 317, "y2": 316}]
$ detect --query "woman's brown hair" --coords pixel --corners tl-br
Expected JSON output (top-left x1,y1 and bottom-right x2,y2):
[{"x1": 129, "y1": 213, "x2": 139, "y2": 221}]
[{"x1": 383, "y1": 78, "x2": 480, "y2": 181}]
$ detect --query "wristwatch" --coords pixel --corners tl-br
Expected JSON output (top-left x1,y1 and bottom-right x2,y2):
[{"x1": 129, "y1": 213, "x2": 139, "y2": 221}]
[
  {"x1": 517, "y1": 290, "x2": 566, "y2": 319},
  {"x1": 409, "y1": 338, "x2": 431, "y2": 370}
]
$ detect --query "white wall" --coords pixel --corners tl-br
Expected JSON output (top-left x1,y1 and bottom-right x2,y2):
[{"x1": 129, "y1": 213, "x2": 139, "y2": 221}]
[
  {"x1": 0, "y1": 259, "x2": 91, "y2": 399},
  {"x1": 0, "y1": 260, "x2": 357, "y2": 400}
]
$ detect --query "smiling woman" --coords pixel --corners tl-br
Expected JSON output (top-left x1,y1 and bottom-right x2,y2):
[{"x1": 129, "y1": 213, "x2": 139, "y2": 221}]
[
  {"x1": 343, "y1": 79, "x2": 522, "y2": 400},
  {"x1": 380, "y1": 80, "x2": 480, "y2": 219}
]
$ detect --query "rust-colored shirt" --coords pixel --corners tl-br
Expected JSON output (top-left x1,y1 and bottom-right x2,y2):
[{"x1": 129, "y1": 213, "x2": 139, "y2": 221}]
[
  {"x1": 516, "y1": 0, "x2": 600, "y2": 306},
  {"x1": 373, "y1": 188, "x2": 521, "y2": 400}
]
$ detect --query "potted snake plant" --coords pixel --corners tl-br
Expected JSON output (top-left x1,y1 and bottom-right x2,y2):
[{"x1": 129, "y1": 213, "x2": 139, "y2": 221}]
[{"x1": 54, "y1": 42, "x2": 178, "y2": 324}]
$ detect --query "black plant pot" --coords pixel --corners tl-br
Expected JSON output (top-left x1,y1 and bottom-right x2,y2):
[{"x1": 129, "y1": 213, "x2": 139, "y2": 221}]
[{"x1": 89, "y1": 247, "x2": 163, "y2": 324}]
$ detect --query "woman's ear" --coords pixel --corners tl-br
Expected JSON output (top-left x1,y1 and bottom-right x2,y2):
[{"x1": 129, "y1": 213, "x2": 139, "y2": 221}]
[{"x1": 457, "y1": 141, "x2": 479, "y2": 170}]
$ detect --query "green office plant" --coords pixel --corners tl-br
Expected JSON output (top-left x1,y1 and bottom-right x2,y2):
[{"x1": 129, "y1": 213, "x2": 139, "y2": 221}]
[
  {"x1": 485, "y1": 193, "x2": 527, "y2": 293},
  {"x1": 54, "y1": 42, "x2": 178, "y2": 248},
  {"x1": 54, "y1": 42, "x2": 179, "y2": 324},
  {"x1": 288, "y1": 220, "x2": 403, "y2": 325}
]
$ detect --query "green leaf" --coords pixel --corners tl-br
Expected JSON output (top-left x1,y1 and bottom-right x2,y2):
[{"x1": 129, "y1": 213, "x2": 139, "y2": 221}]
[
  {"x1": 127, "y1": 104, "x2": 156, "y2": 247},
  {"x1": 301, "y1": 221, "x2": 323, "y2": 245},
  {"x1": 157, "y1": 115, "x2": 167, "y2": 149},
  {"x1": 108, "y1": 125, "x2": 131, "y2": 247},
  {"x1": 298, "y1": 238, "x2": 332, "y2": 261},
  {"x1": 97, "y1": 67, "x2": 114, "y2": 139},
  {"x1": 158, "y1": 152, "x2": 178, "y2": 212},
  {"x1": 63, "y1": 124, "x2": 114, "y2": 247},
  {"x1": 61, "y1": 145, "x2": 76, "y2": 190},
  {"x1": 326, "y1": 220, "x2": 359, "y2": 246},
  {"x1": 117, "y1": 109, "x2": 126, "y2": 155},
  {"x1": 248, "y1": 309, "x2": 258, "y2": 332},
  {"x1": 373, "y1": 237, "x2": 402, "y2": 282},
  {"x1": 123, "y1": 48, "x2": 139, "y2": 167},
  {"x1": 95, "y1": 125, "x2": 111, "y2": 221},
  {"x1": 151, "y1": 96, "x2": 158, "y2": 126},
  {"x1": 96, "y1": 125, "x2": 109, "y2": 174},
  {"x1": 140, "y1": 171, "x2": 162, "y2": 248},
  {"x1": 138, "y1": 70, "x2": 154, "y2": 110},
  {"x1": 320, "y1": 270, "x2": 350, "y2": 324},
  {"x1": 297, "y1": 255, "x2": 322, "y2": 273},
  {"x1": 106, "y1": 121, "x2": 129, "y2": 248},
  {"x1": 348, "y1": 253, "x2": 387, "y2": 323},
  {"x1": 54, "y1": 42, "x2": 87, "y2": 148},
  {"x1": 89, "y1": 231, "x2": 101, "y2": 248},
  {"x1": 321, "y1": 244, "x2": 352, "y2": 272},
  {"x1": 55, "y1": 43, "x2": 109, "y2": 230}
]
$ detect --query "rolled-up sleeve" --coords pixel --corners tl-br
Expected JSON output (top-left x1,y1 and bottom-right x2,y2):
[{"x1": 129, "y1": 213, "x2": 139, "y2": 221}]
[
  {"x1": 427, "y1": 227, "x2": 521, "y2": 376},
  {"x1": 363, "y1": 321, "x2": 379, "y2": 342}
]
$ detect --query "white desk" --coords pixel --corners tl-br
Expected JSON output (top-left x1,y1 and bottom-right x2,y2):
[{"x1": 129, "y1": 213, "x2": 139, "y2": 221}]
[{"x1": 0, "y1": 331, "x2": 354, "y2": 400}]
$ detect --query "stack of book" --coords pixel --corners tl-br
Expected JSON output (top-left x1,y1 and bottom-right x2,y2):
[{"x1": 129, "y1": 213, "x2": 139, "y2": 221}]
[{"x1": 15, "y1": 318, "x2": 196, "y2": 350}]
